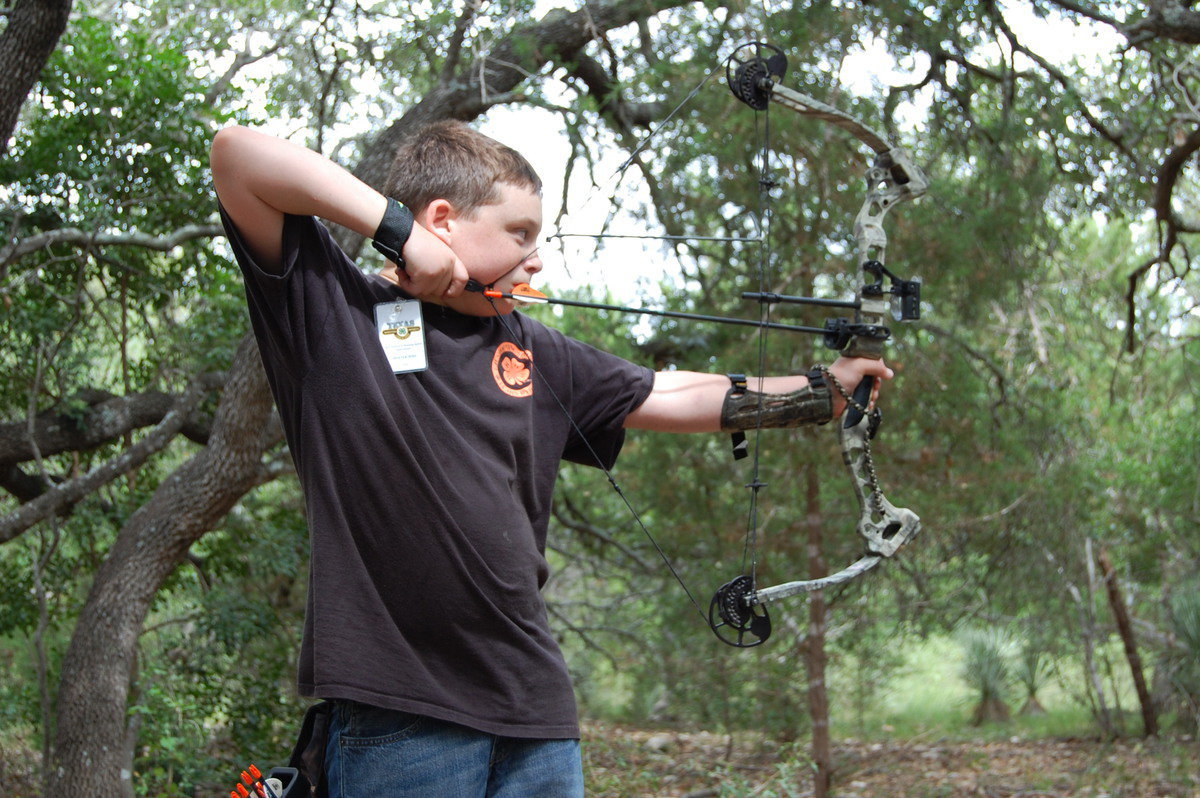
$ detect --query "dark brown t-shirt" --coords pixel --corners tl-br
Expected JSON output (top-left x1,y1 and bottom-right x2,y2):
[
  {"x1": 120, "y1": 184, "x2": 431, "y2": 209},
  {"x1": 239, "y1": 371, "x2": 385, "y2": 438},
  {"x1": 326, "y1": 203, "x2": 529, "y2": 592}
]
[{"x1": 220, "y1": 209, "x2": 653, "y2": 738}]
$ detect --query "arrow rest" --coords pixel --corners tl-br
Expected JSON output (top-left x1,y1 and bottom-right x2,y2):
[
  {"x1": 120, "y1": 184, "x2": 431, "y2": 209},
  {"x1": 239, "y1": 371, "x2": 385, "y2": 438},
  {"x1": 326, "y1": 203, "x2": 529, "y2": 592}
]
[{"x1": 708, "y1": 575, "x2": 772, "y2": 647}]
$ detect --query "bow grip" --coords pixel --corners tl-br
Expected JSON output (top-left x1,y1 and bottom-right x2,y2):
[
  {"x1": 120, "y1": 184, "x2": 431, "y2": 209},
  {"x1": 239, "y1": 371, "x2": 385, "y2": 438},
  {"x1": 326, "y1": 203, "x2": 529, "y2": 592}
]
[{"x1": 844, "y1": 374, "x2": 874, "y2": 430}]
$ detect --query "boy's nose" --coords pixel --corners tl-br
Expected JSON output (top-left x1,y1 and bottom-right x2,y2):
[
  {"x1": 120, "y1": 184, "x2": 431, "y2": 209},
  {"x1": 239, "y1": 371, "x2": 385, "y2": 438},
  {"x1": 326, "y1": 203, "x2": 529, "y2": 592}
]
[{"x1": 523, "y1": 251, "x2": 543, "y2": 275}]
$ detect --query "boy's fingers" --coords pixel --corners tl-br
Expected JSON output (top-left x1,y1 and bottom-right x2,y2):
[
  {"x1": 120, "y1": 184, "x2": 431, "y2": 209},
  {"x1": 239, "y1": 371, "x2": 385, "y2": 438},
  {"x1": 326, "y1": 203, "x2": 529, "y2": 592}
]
[
  {"x1": 396, "y1": 270, "x2": 438, "y2": 300},
  {"x1": 402, "y1": 261, "x2": 456, "y2": 300},
  {"x1": 443, "y1": 260, "x2": 470, "y2": 298}
]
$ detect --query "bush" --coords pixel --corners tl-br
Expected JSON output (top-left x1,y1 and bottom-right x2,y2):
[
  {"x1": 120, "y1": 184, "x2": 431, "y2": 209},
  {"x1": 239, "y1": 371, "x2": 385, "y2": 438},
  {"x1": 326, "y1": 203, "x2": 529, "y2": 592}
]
[{"x1": 959, "y1": 628, "x2": 1012, "y2": 725}]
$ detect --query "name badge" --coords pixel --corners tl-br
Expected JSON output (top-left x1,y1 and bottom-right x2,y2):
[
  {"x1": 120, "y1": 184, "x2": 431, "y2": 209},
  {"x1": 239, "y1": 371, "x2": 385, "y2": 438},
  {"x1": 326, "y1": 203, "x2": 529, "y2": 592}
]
[{"x1": 374, "y1": 300, "x2": 427, "y2": 374}]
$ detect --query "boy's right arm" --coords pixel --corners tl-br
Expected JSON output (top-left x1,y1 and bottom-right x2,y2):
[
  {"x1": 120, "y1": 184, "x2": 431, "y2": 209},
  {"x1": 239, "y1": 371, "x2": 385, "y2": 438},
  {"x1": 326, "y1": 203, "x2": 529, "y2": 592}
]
[{"x1": 210, "y1": 125, "x2": 467, "y2": 296}]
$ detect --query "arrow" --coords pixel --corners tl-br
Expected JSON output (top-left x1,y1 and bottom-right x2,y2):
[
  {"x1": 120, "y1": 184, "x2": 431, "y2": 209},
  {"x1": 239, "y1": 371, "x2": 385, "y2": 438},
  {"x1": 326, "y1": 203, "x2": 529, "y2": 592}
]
[{"x1": 465, "y1": 280, "x2": 827, "y2": 336}]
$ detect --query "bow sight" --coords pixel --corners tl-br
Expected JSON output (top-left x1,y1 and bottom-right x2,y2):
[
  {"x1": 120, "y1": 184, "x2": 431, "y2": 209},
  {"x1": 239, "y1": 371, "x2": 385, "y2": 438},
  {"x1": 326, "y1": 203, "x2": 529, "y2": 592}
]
[{"x1": 707, "y1": 42, "x2": 927, "y2": 648}]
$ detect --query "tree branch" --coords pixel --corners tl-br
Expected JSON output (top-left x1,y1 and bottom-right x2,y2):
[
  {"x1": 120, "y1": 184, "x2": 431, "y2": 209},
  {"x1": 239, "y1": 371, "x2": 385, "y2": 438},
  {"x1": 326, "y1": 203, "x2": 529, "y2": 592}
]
[
  {"x1": 564, "y1": 51, "x2": 665, "y2": 129},
  {"x1": 553, "y1": 492, "x2": 653, "y2": 571},
  {"x1": 1042, "y1": 0, "x2": 1123, "y2": 30},
  {"x1": 0, "y1": 377, "x2": 224, "y2": 471},
  {"x1": 338, "y1": 0, "x2": 696, "y2": 256},
  {"x1": 1, "y1": 223, "x2": 224, "y2": 266},
  {"x1": 439, "y1": 0, "x2": 482, "y2": 85},
  {"x1": 1126, "y1": 0, "x2": 1200, "y2": 45},
  {"x1": 204, "y1": 40, "x2": 287, "y2": 106},
  {"x1": 990, "y1": 4, "x2": 1131, "y2": 157},
  {"x1": 0, "y1": 377, "x2": 211, "y2": 543}
]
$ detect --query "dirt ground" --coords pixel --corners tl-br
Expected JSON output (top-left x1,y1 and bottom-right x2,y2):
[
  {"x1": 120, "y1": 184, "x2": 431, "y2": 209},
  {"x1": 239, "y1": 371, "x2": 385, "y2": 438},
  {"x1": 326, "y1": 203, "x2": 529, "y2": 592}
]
[
  {"x1": 3, "y1": 724, "x2": 1197, "y2": 796},
  {"x1": 584, "y1": 723, "x2": 1200, "y2": 797}
]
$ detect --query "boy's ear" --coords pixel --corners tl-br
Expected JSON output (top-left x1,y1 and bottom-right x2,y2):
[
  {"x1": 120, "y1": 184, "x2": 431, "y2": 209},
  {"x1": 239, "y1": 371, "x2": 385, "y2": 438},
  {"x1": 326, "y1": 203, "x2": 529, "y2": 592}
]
[{"x1": 419, "y1": 199, "x2": 455, "y2": 245}]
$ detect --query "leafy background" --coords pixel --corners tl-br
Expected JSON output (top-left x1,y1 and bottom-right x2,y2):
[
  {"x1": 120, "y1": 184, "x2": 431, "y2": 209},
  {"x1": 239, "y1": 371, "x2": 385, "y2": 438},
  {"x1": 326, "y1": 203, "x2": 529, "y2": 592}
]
[{"x1": 1, "y1": 1, "x2": 1198, "y2": 795}]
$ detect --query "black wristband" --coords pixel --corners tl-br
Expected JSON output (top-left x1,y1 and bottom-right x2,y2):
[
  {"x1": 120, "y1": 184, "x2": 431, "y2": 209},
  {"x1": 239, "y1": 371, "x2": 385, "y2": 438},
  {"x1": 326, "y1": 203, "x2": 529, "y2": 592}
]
[{"x1": 371, "y1": 197, "x2": 414, "y2": 268}]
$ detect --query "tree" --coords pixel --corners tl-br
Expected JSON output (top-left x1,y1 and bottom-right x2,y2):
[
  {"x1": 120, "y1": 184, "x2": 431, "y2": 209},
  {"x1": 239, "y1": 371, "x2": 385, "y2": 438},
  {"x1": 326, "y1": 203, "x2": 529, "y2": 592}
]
[
  {"x1": 4, "y1": 1, "x2": 1200, "y2": 795},
  {"x1": 0, "y1": 0, "x2": 73, "y2": 153}
]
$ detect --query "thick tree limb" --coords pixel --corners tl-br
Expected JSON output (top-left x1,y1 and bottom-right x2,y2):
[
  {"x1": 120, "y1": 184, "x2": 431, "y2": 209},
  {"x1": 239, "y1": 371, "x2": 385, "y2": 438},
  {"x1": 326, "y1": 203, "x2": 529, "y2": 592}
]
[
  {"x1": 49, "y1": 334, "x2": 281, "y2": 796},
  {"x1": 0, "y1": 378, "x2": 212, "y2": 543},
  {"x1": 0, "y1": 223, "x2": 224, "y2": 266},
  {"x1": 1152, "y1": 124, "x2": 1200, "y2": 224},
  {"x1": 1124, "y1": 123, "x2": 1200, "y2": 350},
  {"x1": 0, "y1": 465, "x2": 57, "y2": 502},
  {"x1": 565, "y1": 51, "x2": 665, "y2": 129},
  {"x1": 0, "y1": 0, "x2": 73, "y2": 155},
  {"x1": 1127, "y1": 0, "x2": 1200, "y2": 44},
  {"x1": 0, "y1": 376, "x2": 224, "y2": 471},
  {"x1": 1043, "y1": 0, "x2": 1123, "y2": 30}
]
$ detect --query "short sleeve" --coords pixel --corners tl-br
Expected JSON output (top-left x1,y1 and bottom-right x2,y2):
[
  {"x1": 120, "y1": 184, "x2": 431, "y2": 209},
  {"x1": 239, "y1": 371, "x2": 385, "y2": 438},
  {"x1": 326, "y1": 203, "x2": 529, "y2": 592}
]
[
  {"x1": 521, "y1": 319, "x2": 653, "y2": 469},
  {"x1": 219, "y1": 205, "x2": 374, "y2": 380}
]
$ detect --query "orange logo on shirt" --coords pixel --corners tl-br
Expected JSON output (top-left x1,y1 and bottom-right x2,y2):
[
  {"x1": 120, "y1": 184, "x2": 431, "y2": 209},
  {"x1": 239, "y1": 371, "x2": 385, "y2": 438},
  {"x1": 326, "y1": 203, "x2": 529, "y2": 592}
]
[{"x1": 492, "y1": 342, "x2": 533, "y2": 398}]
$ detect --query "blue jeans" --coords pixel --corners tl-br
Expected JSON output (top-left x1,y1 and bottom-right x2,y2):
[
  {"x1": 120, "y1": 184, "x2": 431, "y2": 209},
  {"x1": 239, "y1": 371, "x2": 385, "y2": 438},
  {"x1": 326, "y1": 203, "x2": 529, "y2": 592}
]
[{"x1": 324, "y1": 700, "x2": 584, "y2": 797}]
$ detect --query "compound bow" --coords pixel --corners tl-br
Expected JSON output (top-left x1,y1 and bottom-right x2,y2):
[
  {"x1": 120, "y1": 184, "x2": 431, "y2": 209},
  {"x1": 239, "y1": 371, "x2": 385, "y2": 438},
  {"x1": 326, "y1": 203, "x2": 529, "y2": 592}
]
[{"x1": 706, "y1": 42, "x2": 926, "y2": 647}]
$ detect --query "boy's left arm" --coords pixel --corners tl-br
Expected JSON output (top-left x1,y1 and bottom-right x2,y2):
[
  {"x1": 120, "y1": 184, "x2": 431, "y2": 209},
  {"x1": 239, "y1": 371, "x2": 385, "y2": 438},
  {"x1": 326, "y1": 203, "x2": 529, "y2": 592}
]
[{"x1": 623, "y1": 356, "x2": 894, "y2": 433}]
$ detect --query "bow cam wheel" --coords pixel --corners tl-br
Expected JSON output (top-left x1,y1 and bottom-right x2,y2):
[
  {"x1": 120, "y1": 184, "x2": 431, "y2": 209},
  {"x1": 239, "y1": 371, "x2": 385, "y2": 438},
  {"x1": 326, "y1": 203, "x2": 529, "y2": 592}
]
[
  {"x1": 708, "y1": 575, "x2": 771, "y2": 647},
  {"x1": 726, "y1": 42, "x2": 788, "y2": 110}
]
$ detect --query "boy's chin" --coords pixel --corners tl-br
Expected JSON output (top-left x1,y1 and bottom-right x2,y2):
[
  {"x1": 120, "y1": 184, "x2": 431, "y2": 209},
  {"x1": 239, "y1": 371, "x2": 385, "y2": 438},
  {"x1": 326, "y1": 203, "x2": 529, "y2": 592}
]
[{"x1": 445, "y1": 294, "x2": 516, "y2": 318}]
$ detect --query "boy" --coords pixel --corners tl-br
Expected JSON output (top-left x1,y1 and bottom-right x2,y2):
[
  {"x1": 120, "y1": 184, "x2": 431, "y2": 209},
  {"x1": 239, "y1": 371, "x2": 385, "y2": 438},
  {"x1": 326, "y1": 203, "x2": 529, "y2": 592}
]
[{"x1": 210, "y1": 120, "x2": 891, "y2": 796}]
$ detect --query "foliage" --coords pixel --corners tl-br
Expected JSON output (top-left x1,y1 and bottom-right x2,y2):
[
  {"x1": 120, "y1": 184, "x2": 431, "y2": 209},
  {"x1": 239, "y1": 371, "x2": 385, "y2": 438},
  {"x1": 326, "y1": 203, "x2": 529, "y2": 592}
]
[
  {"x1": 1014, "y1": 643, "x2": 1052, "y2": 715},
  {"x1": 1160, "y1": 582, "x2": 1200, "y2": 733},
  {"x1": 960, "y1": 627, "x2": 1013, "y2": 724},
  {"x1": 0, "y1": 11, "x2": 239, "y2": 424},
  {"x1": 4, "y1": 0, "x2": 1200, "y2": 793}
]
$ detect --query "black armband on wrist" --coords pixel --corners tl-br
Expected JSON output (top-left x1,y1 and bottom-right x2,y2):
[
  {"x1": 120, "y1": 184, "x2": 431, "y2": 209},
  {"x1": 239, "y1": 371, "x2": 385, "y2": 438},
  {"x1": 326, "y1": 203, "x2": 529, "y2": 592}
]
[
  {"x1": 720, "y1": 368, "x2": 834, "y2": 431},
  {"x1": 371, "y1": 197, "x2": 414, "y2": 268}
]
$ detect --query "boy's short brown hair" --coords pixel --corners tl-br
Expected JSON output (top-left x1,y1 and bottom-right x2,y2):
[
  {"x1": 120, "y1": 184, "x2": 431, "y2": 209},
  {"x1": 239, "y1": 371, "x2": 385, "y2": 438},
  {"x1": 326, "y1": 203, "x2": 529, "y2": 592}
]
[{"x1": 385, "y1": 120, "x2": 541, "y2": 216}]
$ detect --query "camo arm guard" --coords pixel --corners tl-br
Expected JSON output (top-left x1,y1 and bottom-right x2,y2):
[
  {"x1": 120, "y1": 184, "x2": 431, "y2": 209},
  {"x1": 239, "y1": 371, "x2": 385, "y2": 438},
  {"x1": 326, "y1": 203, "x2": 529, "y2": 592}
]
[{"x1": 719, "y1": 369, "x2": 834, "y2": 431}]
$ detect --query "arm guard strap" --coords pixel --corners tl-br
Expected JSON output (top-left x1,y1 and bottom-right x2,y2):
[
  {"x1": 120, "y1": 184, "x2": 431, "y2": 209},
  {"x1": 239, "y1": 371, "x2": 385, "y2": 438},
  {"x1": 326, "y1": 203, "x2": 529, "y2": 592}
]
[{"x1": 371, "y1": 197, "x2": 415, "y2": 268}]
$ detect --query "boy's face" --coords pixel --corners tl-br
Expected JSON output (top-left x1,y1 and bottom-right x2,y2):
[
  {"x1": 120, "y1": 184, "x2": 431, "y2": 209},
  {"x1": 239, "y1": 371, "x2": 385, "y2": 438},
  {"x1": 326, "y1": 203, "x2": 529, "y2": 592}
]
[{"x1": 446, "y1": 182, "x2": 544, "y2": 316}]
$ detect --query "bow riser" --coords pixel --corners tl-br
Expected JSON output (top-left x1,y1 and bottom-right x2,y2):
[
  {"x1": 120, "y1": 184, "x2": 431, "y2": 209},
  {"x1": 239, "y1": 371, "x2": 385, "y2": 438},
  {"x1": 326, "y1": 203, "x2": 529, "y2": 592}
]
[
  {"x1": 840, "y1": 415, "x2": 921, "y2": 557},
  {"x1": 854, "y1": 149, "x2": 927, "y2": 267}
]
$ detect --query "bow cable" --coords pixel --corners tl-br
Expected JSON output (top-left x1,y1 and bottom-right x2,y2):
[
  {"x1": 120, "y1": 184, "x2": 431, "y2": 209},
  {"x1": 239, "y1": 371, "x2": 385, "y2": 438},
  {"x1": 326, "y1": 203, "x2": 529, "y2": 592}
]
[{"x1": 737, "y1": 81, "x2": 778, "y2": 633}]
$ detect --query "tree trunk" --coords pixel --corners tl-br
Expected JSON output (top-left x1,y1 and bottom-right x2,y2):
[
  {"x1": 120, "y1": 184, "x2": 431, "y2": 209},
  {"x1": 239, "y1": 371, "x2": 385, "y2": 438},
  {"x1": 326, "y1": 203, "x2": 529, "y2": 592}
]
[
  {"x1": 803, "y1": 464, "x2": 831, "y2": 798},
  {"x1": 1081, "y1": 539, "x2": 1115, "y2": 737},
  {"x1": 0, "y1": 0, "x2": 74, "y2": 154},
  {"x1": 1097, "y1": 546, "x2": 1158, "y2": 737},
  {"x1": 47, "y1": 335, "x2": 278, "y2": 797}
]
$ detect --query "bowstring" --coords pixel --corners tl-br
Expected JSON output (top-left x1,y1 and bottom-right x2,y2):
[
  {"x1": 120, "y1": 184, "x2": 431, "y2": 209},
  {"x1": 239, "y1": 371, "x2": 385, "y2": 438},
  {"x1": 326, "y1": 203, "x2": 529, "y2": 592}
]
[
  {"x1": 740, "y1": 94, "x2": 776, "y2": 591},
  {"x1": 482, "y1": 41, "x2": 780, "y2": 629},
  {"x1": 483, "y1": 300, "x2": 711, "y2": 624}
]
